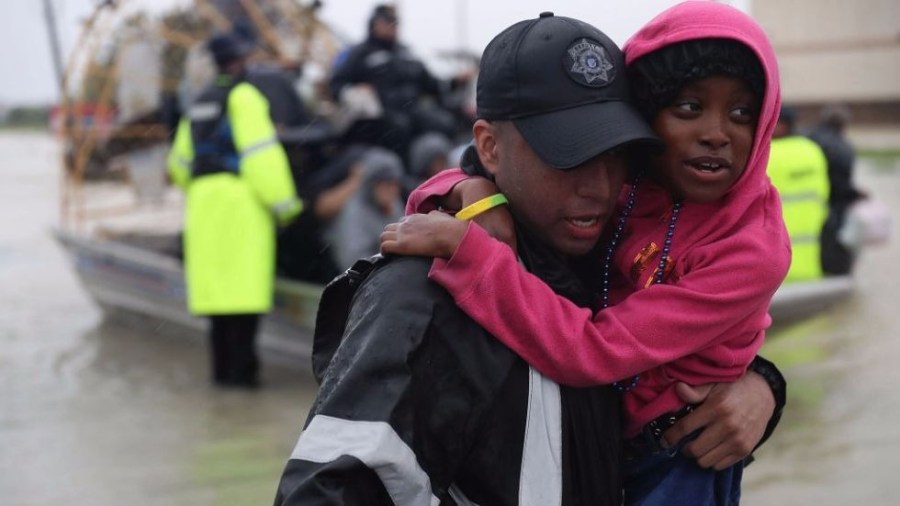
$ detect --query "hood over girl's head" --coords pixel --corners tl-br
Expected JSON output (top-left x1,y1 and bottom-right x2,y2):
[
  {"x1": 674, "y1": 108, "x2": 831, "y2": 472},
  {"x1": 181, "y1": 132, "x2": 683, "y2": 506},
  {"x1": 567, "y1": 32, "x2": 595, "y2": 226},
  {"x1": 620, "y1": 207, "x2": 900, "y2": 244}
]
[
  {"x1": 623, "y1": 1, "x2": 781, "y2": 201},
  {"x1": 628, "y1": 38, "x2": 765, "y2": 122}
]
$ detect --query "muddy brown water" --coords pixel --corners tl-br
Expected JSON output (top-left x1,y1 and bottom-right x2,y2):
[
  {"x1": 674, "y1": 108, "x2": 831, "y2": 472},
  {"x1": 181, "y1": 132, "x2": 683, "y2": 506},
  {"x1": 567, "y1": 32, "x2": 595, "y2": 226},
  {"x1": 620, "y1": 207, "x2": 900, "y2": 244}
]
[{"x1": 1, "y1": 131, "x2": 898, "y2": 505}]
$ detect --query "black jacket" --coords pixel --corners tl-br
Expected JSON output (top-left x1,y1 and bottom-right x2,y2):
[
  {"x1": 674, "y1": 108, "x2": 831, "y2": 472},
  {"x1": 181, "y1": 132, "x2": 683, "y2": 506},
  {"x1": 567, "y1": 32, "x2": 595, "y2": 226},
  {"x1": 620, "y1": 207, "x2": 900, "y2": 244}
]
[
  {"x1": 274, "y1": 255, "x2": 623, "y2": 505},
  {"x1": 807, "y1": 125, "x2": 865, "y2": 274},
  {"x1": 807, "y1": 125, "x2": 863, "y2": 215},
  {"x1": 329, "y1": 37, "x2": 445, "y2": 112}
]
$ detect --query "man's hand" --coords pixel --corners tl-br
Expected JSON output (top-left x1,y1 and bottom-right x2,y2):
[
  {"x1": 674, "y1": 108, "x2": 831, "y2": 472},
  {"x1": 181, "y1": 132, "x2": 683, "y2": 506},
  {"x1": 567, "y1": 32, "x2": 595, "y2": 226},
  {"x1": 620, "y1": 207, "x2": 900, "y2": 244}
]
[
  {"x1": 662, "y1": 371, "x2": 775, "y2": 470},
  {"x1": 381, "y1": 211, "x2": 468, "y2": 259}
]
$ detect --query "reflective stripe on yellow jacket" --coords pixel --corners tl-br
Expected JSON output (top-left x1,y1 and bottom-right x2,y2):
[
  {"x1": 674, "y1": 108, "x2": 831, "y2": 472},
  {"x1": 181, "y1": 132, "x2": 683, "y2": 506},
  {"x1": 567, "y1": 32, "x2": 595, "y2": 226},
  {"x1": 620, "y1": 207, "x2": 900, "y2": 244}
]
[
  {"x1": 767, "y1": 135, "x2": 830, "y2": 282},
  {"x1": 167, "y1": 81, "x2": 302, "y2": 315}
]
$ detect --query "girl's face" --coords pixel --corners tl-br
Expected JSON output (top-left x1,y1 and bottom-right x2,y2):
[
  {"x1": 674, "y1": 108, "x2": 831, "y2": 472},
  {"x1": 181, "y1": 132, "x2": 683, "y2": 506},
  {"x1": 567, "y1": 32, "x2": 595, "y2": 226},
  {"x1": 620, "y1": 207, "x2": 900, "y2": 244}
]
[{"x1": 650, "y1": 75, "x2": 759, "y2": 203}]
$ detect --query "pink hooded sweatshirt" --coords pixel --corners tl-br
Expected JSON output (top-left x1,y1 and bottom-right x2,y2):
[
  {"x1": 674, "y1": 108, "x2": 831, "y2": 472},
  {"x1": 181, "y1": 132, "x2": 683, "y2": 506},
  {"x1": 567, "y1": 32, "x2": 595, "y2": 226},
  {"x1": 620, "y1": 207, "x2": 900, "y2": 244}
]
[{"x1": 406, "y1": 1, "x2": 791, "y2": 436}]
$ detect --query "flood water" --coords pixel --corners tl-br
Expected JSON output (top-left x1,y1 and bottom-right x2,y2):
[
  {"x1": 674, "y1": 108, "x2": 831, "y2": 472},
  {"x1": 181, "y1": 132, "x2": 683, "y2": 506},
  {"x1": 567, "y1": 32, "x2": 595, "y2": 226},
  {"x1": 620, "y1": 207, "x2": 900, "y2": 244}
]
[{"x1": 2, "y1": 130, "x2": 899, "y2": 505}]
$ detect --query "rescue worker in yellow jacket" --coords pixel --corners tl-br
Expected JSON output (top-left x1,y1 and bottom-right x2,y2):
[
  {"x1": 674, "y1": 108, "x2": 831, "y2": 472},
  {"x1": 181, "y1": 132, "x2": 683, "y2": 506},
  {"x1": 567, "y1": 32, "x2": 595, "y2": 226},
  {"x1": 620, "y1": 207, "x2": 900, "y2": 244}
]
[
  {"x1": 167, "y1": 33, "x2": 303, "y2": 387},
  {"x1": 767, "y1": 106, "x2": 830, "y2": 282}
]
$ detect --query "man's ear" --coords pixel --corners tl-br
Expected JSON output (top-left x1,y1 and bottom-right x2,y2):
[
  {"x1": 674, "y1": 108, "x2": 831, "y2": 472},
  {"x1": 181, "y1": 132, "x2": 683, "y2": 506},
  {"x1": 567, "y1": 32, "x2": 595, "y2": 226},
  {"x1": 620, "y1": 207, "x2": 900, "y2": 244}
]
[{"x1": 472, "y1": 119, "x2": 500, "y2": 178}]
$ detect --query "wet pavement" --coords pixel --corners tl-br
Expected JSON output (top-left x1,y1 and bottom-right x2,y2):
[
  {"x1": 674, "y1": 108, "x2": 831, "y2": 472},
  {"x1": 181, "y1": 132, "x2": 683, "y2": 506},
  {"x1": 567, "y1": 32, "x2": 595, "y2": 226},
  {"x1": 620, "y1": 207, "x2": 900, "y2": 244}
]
[{"x1": 1, "y1": 131, "x2": 899, "y2": 505}]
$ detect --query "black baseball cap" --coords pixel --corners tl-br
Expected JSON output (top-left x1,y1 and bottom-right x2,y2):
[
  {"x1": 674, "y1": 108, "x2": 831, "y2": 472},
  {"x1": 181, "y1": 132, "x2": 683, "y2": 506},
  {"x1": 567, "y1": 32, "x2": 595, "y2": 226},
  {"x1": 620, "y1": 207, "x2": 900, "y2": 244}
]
[
  {"x1": 207, "y1": 32, "x2": 254, "y2": 68},
  {"x1": 476, "y1": 12, "x2": 661, "y2": 169}
]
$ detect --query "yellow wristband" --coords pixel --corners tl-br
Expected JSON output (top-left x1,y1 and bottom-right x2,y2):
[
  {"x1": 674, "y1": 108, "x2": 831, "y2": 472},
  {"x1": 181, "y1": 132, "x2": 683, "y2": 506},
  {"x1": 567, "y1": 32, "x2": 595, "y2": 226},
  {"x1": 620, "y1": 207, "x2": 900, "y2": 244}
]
[{"x1": 455, "y1": 193, "x2": 508, "y2": 221}]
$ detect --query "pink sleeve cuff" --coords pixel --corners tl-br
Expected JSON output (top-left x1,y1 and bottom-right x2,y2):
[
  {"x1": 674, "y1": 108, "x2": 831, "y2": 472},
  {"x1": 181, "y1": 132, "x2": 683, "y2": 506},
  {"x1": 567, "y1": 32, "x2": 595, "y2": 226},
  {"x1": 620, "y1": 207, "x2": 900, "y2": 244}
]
[
  {"x1": 405, "y1": 168, "x2": 469, "y2": 215},
  {"x1": 429, "y1": 223, "x2": 500, "y2": 303}
]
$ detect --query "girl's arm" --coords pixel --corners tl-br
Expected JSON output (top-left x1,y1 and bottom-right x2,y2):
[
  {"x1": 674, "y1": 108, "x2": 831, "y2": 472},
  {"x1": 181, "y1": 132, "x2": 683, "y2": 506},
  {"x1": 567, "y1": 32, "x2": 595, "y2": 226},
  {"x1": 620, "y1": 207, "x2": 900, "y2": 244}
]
[
  {"x1": 405, "y1": 168, "x2": 469, "y2": 215},
  {"x1": 427, "y1": 224, "x2": 787, "y2": 386},
  {"x1": 403, "y1": 169, "x2": 517, "y2": 251}
]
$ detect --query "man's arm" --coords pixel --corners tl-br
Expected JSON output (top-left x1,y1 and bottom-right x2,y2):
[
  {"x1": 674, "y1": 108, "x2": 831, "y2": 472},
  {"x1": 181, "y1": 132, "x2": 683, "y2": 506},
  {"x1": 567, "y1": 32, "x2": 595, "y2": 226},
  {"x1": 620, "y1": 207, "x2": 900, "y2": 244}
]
[
  {"x1": 275, "y1": 455, "x2": 392, "y2": 506},
  {"x1": 230, "y1": 83, "x2": 303, "y2": 226},
  {"x1": 166, "y1": 118, "x2": 193, "y2": 189},
  {"x1": 329, "y1": 45, "x2": 366, "y2": 100},
  {"x1": 275, "y1": 258, "x2": 516, "y2": 504},
  {"x1": 275, "y1": 260, "x2": 436, "y2": 505},
  {"x1": 662, "y1": 356, "x2": 786, "y2": 470}
]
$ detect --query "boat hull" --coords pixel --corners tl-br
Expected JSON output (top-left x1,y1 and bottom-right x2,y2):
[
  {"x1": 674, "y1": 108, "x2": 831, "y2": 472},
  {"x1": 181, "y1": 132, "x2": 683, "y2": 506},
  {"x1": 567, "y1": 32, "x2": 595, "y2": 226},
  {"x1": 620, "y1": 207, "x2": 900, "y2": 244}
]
[
  {"x1": 53, "y1": 229, "x2": 322, "y2": 369},
  {"x1": 767, "y1": 274, "x2": 855, "y2": 324}
]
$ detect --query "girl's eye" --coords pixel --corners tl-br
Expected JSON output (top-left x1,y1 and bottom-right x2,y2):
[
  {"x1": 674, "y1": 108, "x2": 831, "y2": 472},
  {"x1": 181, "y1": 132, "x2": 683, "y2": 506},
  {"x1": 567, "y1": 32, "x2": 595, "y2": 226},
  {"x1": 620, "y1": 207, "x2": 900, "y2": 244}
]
[
  {"x1": 730, "y1": 105, "x2": 756, "y2": 123},
  {"x1": 675, "y1": 100, "x2": 701, "y2": 113}
]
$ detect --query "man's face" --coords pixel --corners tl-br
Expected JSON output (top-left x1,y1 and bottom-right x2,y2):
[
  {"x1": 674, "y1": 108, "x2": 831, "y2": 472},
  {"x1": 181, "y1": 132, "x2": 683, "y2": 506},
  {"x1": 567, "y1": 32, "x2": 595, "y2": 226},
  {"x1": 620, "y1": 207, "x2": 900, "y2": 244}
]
[
  {"x1": 487, "y1": 122, "x2": 628, "y2": 256},
  {"x1": 372, "y1": 16, "x2": 398, "y2": 42}
]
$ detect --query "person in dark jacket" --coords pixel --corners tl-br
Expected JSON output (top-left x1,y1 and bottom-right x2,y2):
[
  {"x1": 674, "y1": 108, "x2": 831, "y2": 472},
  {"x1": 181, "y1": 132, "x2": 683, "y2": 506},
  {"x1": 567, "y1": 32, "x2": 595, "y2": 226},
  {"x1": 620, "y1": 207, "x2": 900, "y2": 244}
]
[
  {"x1": 232, "y1": 18, "x2": 314, "y2": 131},
  {"x1": 328, "y1": 4, "x2": 471, "y2": 158},
  {"x1": 274, "y1": 13, "x2": 784, "y2": 505},
  {"x1": 808, "y1": 104, "x2": 867, "y2": 275}
]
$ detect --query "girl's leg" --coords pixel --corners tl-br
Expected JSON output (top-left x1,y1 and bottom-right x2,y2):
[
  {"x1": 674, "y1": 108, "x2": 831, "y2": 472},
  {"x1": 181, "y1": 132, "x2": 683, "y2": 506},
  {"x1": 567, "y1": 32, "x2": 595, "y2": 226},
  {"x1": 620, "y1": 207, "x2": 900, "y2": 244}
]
[{"x1": 625, "y1": 435, "x2": 743, "y2": 506}]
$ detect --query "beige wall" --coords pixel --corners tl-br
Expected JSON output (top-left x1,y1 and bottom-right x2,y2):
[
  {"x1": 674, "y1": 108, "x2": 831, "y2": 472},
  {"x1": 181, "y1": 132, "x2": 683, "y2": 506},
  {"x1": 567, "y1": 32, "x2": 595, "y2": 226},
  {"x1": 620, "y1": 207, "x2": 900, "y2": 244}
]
[{"x1": 752, "y1": 0, "x2": 900, "y2": 104}]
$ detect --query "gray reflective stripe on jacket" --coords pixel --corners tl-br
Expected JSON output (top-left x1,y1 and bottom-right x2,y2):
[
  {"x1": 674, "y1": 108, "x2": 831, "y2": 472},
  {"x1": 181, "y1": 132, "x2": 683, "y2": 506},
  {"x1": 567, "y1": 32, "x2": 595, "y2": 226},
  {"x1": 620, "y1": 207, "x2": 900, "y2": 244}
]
[
  {"x1": 293, "y1": 415, "x2": 441, "y2": 505},
  {"x1": 790, "y1": 233, "x2": 820, "y2": 245},
  {"x1": 271, "y1": 198, "x2": 301, "y2": 217},
  {"x1": 175, "y1": 155, "x2": 192, "y2": 169},
  {"x1": 239, "y1": 136, "x2": 279, "y2": 158},
  {"x1": 780, "y1": 191, "x2": 825, "y2": 204}
]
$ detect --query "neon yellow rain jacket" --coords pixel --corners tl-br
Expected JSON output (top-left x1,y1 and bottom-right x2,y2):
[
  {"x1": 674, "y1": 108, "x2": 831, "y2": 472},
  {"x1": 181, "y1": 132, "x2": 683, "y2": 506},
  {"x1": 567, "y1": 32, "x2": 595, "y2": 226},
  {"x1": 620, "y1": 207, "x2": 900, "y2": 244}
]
[
  {"x1": 767, "y1": 135, "x2": 830, "y2": 282},
  {"x1": 167, "y1": 79, "x2": 302, "y2": 315}
]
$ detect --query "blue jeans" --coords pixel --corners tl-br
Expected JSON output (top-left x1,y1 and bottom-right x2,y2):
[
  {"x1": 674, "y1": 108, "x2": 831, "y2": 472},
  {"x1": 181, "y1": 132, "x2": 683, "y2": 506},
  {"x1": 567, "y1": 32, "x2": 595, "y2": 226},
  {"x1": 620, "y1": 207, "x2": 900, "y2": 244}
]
[{"x1": 624, "y1": 432, "x2": 743, "y2": 506}]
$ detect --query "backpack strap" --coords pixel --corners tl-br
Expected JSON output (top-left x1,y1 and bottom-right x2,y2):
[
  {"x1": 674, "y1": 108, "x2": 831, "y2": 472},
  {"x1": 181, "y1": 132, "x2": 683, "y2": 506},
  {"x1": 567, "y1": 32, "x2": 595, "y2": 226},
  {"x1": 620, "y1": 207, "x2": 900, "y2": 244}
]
[{"x1": 311, "y1": 254, "x2": 387, "y2": 383}]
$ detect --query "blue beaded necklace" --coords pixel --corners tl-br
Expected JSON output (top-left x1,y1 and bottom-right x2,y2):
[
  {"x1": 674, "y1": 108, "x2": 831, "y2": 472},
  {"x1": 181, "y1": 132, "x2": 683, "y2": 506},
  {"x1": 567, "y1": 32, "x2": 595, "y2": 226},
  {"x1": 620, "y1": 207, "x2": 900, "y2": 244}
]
[{"x1": 602, "y1": 174, "x2": 683, "y2": 392}]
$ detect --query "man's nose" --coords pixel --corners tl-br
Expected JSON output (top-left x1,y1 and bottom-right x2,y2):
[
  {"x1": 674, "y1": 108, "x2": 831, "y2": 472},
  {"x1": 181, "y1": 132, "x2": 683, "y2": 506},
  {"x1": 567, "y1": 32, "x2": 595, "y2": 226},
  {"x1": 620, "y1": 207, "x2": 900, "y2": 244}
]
[{"x1": 575, "y1": 156, "x2": 618, "y2": 200}]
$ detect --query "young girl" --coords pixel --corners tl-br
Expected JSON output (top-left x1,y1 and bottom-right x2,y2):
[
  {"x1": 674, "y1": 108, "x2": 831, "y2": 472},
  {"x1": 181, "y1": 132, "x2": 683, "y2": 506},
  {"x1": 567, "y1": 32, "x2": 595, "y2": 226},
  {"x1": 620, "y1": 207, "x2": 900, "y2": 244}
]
[{"x1": 381, "y1": 2, "x2": 790, "y2": 504}]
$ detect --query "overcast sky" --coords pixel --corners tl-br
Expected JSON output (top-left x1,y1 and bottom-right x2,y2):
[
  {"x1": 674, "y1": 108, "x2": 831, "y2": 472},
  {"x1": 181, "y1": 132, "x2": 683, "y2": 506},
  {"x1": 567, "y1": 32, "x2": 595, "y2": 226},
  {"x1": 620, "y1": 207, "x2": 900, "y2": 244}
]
[{"x1": 1, "y1": 0, "x2": 748, "y2": 105}]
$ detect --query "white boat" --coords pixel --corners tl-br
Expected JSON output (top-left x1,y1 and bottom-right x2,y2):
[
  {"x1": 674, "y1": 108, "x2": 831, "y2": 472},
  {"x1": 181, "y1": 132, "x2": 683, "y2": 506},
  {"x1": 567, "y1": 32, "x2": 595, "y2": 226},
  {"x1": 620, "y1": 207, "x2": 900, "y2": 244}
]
[
  {"x1": 767, "y1": 275, "x2": 855, "y2": 323},
  {"x1": 54, "y1": 228, "x2": 323, "y2": 365},
  {"x1": 48, "y1": 0, "x2": 346, "y2": 371}
]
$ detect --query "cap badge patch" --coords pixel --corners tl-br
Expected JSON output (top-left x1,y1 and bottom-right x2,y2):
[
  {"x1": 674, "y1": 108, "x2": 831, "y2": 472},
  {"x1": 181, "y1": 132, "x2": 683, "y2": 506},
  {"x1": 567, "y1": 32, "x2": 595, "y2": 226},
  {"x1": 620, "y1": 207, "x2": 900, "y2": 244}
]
[{"x1": 566, "y1": 38, "x2": 615, "y2": 87}]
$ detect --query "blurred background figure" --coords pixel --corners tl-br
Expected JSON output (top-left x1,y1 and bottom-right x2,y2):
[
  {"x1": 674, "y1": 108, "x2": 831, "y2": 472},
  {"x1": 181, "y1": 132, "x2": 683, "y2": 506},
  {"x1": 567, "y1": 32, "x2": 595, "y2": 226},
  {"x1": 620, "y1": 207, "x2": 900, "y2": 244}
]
[
  {"x1": 808, "y1": 104, "x2": 868, "y2": 275},
  {"x1": 325, "y1": 147, "x2": 405, "y2": 269},
  {"x1": 404, "y1": 131, "x2": 453, "y2": 197},
  {"x1": 233, "y1": 18, "x2": 316, "y2": 132},
  {"x1": 328, "y1": 3, "x2": 474, "y2": 160},
  {"x1": 768, "y1": 105, "x2": 831, "y2": 282},
  {"x1": 167, "y1": 32, "x2": 302, "y2": 388},
  {"x1": 275, "y1": 145, "x2": 369, "y2": 283}
]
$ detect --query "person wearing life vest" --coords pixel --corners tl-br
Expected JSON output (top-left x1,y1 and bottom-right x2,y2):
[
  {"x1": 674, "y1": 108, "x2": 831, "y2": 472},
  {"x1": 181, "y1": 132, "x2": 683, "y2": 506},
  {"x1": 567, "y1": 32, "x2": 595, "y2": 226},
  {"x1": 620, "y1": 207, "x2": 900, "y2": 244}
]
[
  {"x1": 767, "y1": 106, "x2": 830, "y2": 282},
  {"x1": 167, "y1": 33, "x2": 303, "y2": 388}
]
